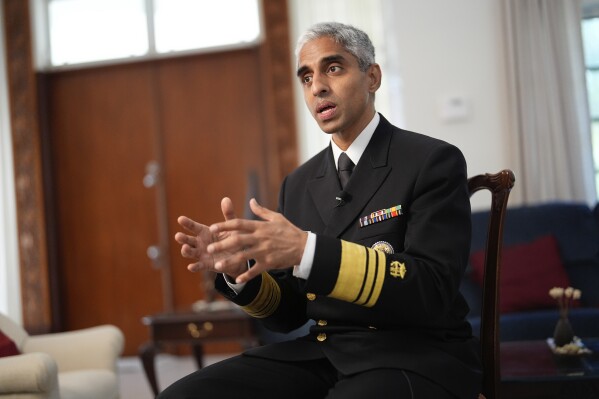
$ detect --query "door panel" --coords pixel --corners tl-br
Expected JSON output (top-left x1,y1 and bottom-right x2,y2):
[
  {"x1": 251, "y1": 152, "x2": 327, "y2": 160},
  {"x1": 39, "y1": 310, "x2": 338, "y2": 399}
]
[
  {"x1": 47, "y1": 64, "x2": 164, "y2": 354},
  {"x1": 45, "y1": 49, "x2": 269, "y2": 355},
  {"x1": 157, "y1": 49, "x2": 268, "y2": 309}
]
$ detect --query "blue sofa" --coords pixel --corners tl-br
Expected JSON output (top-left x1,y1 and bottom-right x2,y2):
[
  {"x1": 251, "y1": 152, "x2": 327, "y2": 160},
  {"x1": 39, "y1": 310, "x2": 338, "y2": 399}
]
[{"x1": 461, "y1": 202, "x2": 599, "y2": 341}]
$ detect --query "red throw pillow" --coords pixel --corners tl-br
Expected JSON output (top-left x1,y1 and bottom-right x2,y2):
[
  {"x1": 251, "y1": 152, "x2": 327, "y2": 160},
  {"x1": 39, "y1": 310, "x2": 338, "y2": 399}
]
[
  {"x1": 470, "y1": 234, "x2": 571, "y2": 314},
  {"x1": 0, "y1": 329, "x2": 20, "y2": 357}
]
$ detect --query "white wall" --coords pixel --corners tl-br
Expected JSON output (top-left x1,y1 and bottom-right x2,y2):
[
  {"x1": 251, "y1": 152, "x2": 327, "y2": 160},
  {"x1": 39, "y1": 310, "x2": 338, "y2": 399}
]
[
  {"x1": 289, "y1": 0, "x2": 512, "y2": 209},
  {"x1": 0, "y1": 0, "x2": 23, "y2": 322},
  {"x1": 388, "y1": 1, "x2": 511, "y2": 174}
]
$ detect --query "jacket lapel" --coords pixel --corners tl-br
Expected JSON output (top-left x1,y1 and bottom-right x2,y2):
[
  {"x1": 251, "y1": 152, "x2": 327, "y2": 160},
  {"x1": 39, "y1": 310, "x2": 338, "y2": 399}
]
[{"x1": 307, "y1": 116, "x2": 394, "y2": 237}]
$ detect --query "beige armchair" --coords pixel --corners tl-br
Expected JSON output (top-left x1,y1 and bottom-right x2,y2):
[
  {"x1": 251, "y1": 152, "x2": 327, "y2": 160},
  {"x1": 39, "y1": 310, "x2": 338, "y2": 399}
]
[{"x1": 0, "y1": 312, "x2": 124, "y2": 399}]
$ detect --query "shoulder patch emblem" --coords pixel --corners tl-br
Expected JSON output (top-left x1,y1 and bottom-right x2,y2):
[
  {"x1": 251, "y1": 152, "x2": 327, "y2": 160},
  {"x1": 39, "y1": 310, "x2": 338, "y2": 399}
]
[
  {"x1": 389, "y1": 261, "x2": 407, "y2": 279},
  {"x1": 371, "y1": 241, "x2": 394, "y2": 254}
]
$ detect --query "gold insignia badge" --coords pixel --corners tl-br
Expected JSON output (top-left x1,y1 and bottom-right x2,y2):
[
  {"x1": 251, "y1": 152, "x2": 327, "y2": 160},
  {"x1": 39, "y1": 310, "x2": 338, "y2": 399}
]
[
  {"x1": 389, "y1": 261, "x2": 407, "y2": 279},
  {"x1": 371, "y1": 241, "x2": 394, "y2": 254}
]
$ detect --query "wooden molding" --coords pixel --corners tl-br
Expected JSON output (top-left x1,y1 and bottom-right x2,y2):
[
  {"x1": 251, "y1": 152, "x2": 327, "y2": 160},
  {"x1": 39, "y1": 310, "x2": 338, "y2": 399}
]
[
  {"x1": 3, "y1": 0, "x2": 52, "y2": 332},
  {"x1": 260, "y1": 0, "x2": 299, "y2": 207}
]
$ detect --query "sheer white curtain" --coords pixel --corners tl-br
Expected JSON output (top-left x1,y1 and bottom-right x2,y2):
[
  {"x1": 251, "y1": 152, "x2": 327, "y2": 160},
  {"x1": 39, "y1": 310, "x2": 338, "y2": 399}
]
[{"x1": 503, "y1": 0, "x2": 596, "y2": 205}]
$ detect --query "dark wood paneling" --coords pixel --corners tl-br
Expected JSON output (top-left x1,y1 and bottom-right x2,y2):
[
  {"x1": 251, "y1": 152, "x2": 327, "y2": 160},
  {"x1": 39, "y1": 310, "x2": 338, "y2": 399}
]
[
  {"x1": 261, "y1": 0, "x2": 299, "y2": 206},
  {"x1": 3, "y1": 0, "x2": 52, "y2": 332}
]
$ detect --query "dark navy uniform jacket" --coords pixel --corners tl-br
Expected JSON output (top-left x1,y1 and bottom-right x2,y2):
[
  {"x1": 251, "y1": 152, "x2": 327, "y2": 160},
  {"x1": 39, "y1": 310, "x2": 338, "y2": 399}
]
[{"x1": 216, "y1": 114, "x2": 482, "y2": 398}]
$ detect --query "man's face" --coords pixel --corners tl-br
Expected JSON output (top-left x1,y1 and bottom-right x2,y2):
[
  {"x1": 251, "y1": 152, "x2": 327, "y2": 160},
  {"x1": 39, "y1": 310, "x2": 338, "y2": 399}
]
[{"x1": 296, "y1": 37, "x2": 380, "y2": 143}]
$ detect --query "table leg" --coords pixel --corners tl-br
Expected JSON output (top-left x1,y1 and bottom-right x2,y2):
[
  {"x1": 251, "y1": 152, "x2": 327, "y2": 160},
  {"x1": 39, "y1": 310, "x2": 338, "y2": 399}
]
[
  {"x1": 139, "y1": 341, "x2": 160, "y2": 396},
  {"x1": 191, "y1": 343, "x2": 204, "y2": 369}
]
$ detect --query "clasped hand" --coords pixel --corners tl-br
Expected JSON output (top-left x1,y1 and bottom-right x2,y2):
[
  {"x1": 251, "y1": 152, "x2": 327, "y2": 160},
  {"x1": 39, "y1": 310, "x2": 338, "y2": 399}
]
[{"x1": 175, "y1": 197, "x2": 308, "y2": 284}]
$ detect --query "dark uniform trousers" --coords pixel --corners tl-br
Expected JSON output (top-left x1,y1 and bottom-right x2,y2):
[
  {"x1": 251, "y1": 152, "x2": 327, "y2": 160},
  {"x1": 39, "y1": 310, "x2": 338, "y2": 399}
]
[
  {"x1": 157, "y1": 354, "x2": 458, "y2": 398},
  {"x1": 159, "y1": 115, "x2": 481, "y2": 398}
]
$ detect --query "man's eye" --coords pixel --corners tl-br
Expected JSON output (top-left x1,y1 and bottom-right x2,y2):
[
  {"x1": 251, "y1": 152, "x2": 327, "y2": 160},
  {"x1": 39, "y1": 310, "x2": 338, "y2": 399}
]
[
  {"x1": 329, "y1": 66, "x2": 340, "y2": 73},
  {"x1": 302, "y1": 76, "x2": 312, "y2": 84}
]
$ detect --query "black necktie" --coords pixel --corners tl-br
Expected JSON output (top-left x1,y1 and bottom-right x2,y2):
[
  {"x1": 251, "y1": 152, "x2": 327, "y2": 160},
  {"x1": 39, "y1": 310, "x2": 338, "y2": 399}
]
[{"x1": 338, "y1": 152, "x2": 354, "y2": 190}]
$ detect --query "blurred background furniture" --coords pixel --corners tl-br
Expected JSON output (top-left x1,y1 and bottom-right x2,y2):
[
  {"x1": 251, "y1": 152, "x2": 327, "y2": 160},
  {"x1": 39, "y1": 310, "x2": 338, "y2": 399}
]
[
  {"x1": 0, "y1": 311, "x2": 124, "y2": 399},
  {"x1": 140, "y1": 306, "x2": 258, "y2": 396},
  {"x1": 501, "y1": 338, "x2": 599, "y2": 399},
  {"x1": 462, "y1": 201, "x2": 599, "y2": 342}
]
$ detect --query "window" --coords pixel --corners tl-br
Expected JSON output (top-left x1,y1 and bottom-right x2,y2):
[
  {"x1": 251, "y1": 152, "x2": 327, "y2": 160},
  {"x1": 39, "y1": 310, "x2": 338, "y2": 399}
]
[
  {"x1": 154, "y1": 0, "x2": 261, "y2": 53},
  {"x1": 582, "y1": 6, "x2": 599, "y2": 198},
  {"x1": 39, "y1": 0, "x2": 262, "y2": 68},
  {"x1": 49, "y1": 0, "x2": 149, "y2": 65}
]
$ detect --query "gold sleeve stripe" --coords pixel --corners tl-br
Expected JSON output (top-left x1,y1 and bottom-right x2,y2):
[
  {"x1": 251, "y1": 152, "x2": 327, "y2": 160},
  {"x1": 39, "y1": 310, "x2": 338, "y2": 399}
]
[
  {"x1": 365, "y1": 249, "x2": 386, "y2": 307},
  {"x1": 329, "y1": 240, "x2": 387, "y2": 307},
  {"x1": 355, "y1": 245, "x2": 377, "y2": 305},
  {"x1": 241, "y1": 272, "x2": 281, "y2": 318},
  {"x1": 329, "y1": 241, "x2": 366, "y2": 302}
]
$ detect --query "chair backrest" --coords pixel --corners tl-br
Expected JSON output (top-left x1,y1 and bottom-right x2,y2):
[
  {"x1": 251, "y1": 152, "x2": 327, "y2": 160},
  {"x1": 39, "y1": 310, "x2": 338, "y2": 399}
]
[{"x1": 468, "y1": 169, "x2": 515, "y2": 399}]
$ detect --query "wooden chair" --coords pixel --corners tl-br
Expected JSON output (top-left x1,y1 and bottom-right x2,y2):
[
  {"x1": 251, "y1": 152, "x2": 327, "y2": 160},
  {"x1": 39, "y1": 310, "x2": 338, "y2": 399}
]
[{"x1": 468, "y1": 169, "x2": 515, "y2": 399}]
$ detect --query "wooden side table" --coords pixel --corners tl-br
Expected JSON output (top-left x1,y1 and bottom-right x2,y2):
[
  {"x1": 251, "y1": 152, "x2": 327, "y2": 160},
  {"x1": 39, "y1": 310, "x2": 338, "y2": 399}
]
[
  {"x1": 501, "y1": 339, "x2": 599, "y2": 399},
  {"x1": 139, "y1": 307, "x2": 258, "y2": 396}
]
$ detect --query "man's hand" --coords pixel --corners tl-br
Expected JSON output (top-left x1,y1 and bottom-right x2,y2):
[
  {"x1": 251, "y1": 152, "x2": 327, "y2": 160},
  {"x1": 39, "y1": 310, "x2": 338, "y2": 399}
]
[
  {"x1": 174, "y1": 197, "x2": 248, "y2": 278},
  {"x1": 207, "y1": 198, "x2": 308, "y2": 283}
]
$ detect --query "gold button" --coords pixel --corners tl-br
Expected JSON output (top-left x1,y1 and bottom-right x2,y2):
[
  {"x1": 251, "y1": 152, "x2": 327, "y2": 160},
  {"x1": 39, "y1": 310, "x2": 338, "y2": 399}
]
[
  {"x1": 317, "y1": 333, "x2": 327, "y2": 342},
  {"x1": 317, "y1": 319, "x2": 327, "y2": 326},
  {"x1": 306, "y1": 293, "x2": 316, "y2": 301}
]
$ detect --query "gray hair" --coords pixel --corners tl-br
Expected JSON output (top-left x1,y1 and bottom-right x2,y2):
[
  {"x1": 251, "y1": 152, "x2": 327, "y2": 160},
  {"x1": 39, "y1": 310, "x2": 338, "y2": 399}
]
[{"x1": 295, "y1": 22, "x2": 375, "y2": 72}]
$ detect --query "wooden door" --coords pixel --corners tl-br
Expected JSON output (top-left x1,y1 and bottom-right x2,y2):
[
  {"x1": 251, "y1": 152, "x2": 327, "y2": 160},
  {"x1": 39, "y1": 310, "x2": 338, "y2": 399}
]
[
  {"x1": 157, "y1": 49, "x2": 268, "y2": 309},
  {"x1": 44, "y1": 47, "x2": 270, "y2": 355},
  {"x1": 45, "y1": 63, "x2": 165, "y2": 355}
]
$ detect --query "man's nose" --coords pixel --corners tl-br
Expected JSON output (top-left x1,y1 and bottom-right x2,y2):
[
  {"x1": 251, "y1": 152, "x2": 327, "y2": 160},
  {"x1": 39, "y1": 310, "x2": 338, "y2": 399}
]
[{"x1": 311, "y1": 73, "x2": 329, "y2": 96}]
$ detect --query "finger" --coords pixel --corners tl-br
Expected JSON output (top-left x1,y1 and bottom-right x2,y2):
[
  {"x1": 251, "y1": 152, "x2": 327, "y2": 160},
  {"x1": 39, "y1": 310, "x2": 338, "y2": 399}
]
[
  {"x1": 209, "y1": 218, "x2": 257, "y2": 235},
  {"x1": 249, "y1": 198, "x2": 276, "y2": 221},
  {"x1": 221, "y1": 197, "x2": 237, "y2": 221},
  {"x1": 181, "y1": 242, "x2": 213, "y2": 261},
  {"x1": 207, "y1": 233, "x2": 254, "y2": 255},
  {"x1": 234, "y1": 263, "x2": 264, "y2": 284},
  {"x1": 212, "y1": 252, "x2": 252, "y2": 276},
  {"x1": 178, "y1": 236, "x2": 215, "y2": 270},
  {"x1": 174, "y1": 232, "x2": 197, "y2": 247},
  {"x1": 177, "y1": 216, "x2": 207, "y2": 234},
  {"x1": 181, "y1": 243, "x2": 201, "y2": 259},
  {"x1": 187, "y1": 261, "x2": 208, "y2": 273}
]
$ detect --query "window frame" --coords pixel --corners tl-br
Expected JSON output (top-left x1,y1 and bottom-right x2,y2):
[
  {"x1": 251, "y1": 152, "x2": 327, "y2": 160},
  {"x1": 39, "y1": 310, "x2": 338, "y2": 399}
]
[
  {"x1": 30, "y1": 0, "x2": 264, "y2": 72},
  {"x1": 582, "y1": 2, "x2": 599, "y2": 199}
]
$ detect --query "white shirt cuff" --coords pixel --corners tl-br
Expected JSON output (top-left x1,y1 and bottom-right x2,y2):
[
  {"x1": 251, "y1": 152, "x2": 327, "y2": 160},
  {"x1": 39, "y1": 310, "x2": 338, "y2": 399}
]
[
  {"x1": 223, "y1": 273, "x2": 246, "y2": 294},
  {"x1": 293, "y1": 232, "x2": 316, "y2": 280},
  {"x1": 223, "y1": 261, "x2": 252, "y2": 294}
]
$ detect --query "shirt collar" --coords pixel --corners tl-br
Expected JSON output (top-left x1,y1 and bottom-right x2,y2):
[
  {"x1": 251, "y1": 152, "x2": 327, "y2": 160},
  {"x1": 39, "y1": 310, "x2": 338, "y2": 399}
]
[{"x1": 332, "y1": 112, "x2": 380, "y2": 170}]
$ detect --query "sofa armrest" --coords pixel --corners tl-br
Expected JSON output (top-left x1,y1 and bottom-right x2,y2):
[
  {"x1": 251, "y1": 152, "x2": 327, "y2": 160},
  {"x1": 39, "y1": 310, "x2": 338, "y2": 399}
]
[
  {"x1": 0, "y1": 352, "x2": 59, "y2": 398},
  {"x1": 24, "y1": 325, "x2": 124, "y2": 373}
]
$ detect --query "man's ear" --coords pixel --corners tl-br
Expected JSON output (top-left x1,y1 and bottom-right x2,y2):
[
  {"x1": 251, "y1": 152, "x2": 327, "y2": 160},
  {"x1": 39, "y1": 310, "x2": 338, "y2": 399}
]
[{"x1": 367, "y1": 63, "x2": 382, "y2": 93}]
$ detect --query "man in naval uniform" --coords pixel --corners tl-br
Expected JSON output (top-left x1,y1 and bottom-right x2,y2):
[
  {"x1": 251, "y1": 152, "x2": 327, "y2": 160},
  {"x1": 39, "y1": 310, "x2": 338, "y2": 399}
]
[{"x1": 161, "y1": 22, "x2": 481, "y2": 399}]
